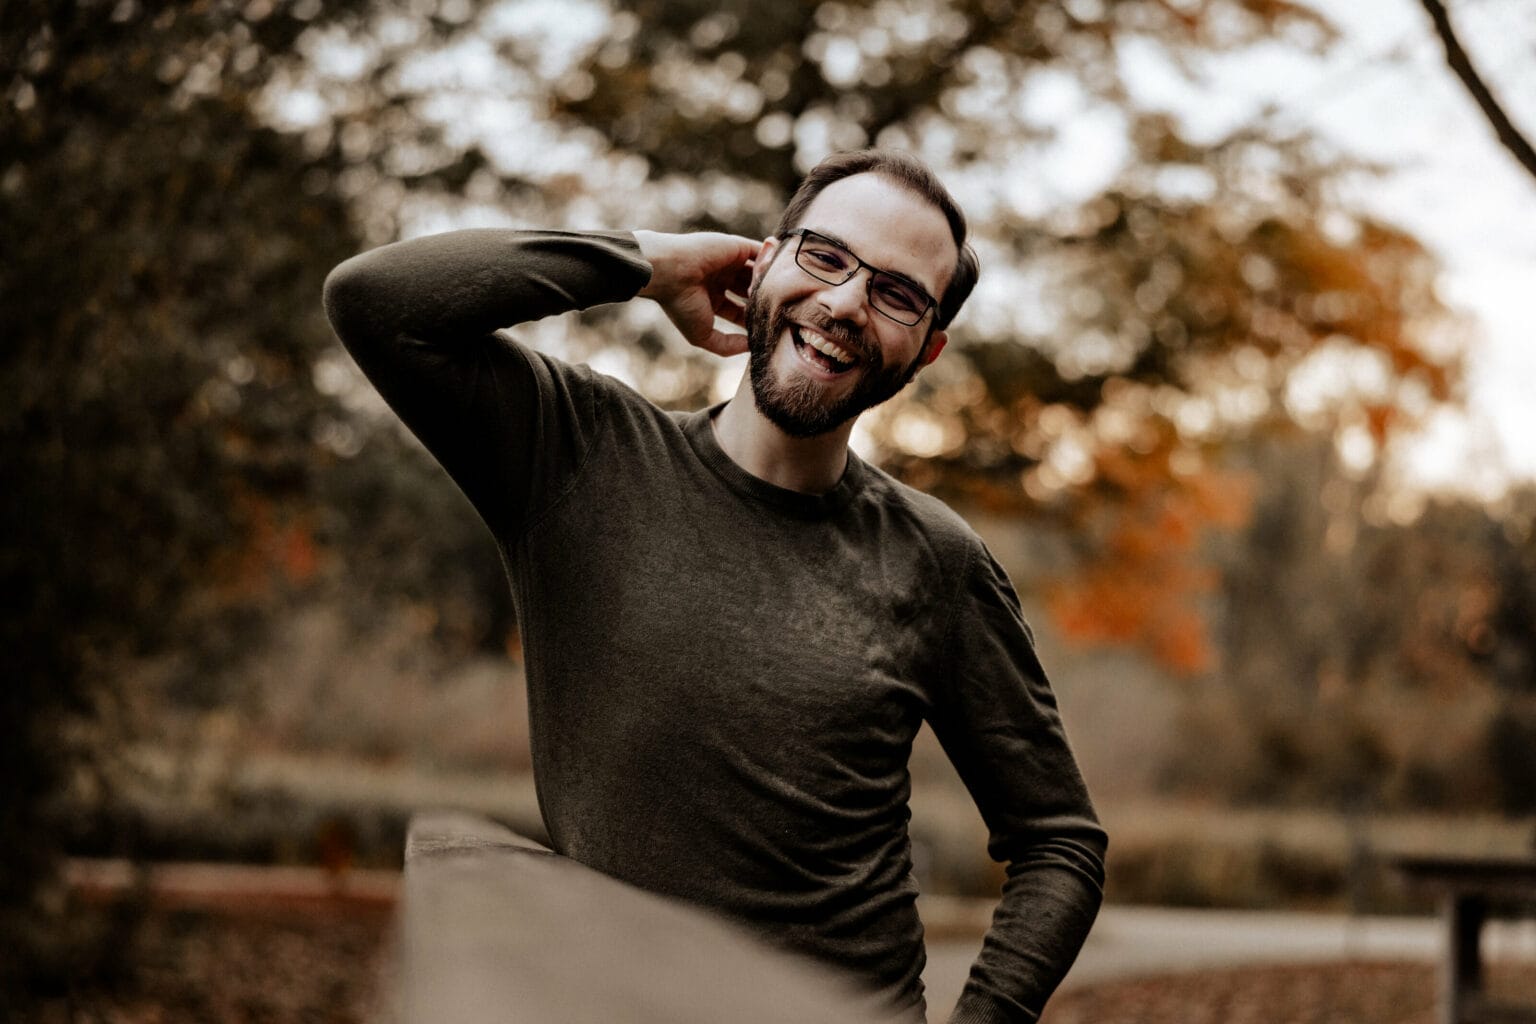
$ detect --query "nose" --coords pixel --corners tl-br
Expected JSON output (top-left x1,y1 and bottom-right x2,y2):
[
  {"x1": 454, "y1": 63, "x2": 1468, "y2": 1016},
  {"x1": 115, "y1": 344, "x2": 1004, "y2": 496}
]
[{"x1": 815, "y1": 271, "x2": 870, "y2": 324}]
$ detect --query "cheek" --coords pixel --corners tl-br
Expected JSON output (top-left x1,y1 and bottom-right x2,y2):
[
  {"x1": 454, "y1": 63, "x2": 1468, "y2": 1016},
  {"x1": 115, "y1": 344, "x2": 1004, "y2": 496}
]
[
  {"x1": 872, "y1": 327, "x2": 919, "y2": 367},
  {"x1": 750, "y1": 243, "x2": 788, "y2": 297},
  {"x1": 759, "y1": 265, "x2": 801, "y2": 305}
]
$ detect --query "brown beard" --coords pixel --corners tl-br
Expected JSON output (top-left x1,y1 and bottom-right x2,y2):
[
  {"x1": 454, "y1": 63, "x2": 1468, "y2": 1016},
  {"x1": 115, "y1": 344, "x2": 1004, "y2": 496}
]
[{"x1": 744, "y1": 288, "x2": 927, "y2": 439}]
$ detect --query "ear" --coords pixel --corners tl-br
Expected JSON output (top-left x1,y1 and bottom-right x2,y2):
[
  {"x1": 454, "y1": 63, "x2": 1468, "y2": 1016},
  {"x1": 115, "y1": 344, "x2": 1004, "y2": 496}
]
[
  {"x1": 917, "y1": 329, "x2": 947, "y2": 368},
  {"x1": 749, "y1": 236, "x2": 779, "y2": 296}
]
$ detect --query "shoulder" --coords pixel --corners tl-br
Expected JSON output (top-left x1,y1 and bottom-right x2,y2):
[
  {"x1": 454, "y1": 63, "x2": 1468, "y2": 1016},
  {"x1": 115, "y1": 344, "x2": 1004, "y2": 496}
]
[
  {"x1": 855, "y1": 460, "x2": 1031, "y2": 619},
  {"x1": 506, "y1": 334, "x2": 647, "y2": 404},
  {"x1": 510, "y1": 334, "x2": 682, "y2": 438},
  {"x1": 853, "y1": 458, "x2": 987, "y2": 567}
]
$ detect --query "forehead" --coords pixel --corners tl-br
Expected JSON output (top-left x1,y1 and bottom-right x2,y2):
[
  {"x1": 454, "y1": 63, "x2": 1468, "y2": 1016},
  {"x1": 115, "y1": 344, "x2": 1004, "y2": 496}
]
[{"x1": 794, "y1": 173, "x2": 958, "y2": 297}]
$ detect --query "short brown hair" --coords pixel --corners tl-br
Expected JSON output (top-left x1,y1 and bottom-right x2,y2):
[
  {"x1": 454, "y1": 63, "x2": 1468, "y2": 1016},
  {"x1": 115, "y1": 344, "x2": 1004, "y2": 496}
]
[{"x1": 774, "y1": 150, "x2": 979, "y2": 330}]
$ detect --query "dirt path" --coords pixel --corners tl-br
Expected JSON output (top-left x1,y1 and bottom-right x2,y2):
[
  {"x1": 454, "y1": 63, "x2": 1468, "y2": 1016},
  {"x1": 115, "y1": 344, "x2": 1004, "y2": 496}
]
[
  {"x1": 1040, "y1": 960, "x2": 1536, "y2": 1024},
  {"x1": 923, "y1": 905, "x2": 1536, "y2": 1020}
]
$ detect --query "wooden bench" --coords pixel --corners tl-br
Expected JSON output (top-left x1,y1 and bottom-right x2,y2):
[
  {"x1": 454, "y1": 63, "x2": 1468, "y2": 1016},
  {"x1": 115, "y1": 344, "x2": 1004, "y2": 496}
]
[
  {"x1": 385, "y1": 812, "x2": 892, "y2": 1023},
  {"x1": 1392, "y1": 855, "x2": 1536, "y2": 1024}
]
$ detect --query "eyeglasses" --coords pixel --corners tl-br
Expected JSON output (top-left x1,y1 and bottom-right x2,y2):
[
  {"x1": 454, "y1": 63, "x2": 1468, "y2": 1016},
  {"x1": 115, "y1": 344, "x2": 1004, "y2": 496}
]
[{"x1": 783, "y1": 228, "x2": 937, "y2": 326}]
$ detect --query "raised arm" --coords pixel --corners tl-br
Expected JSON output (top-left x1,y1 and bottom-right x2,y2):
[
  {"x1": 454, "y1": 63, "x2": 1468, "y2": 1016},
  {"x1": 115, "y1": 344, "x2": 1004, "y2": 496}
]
[
  {"x1": 323, "y1": 229, "x2": 652, "y2": 350},
  {"x1": 321, "y1": 228, "x2": 758, "y2": 533},
  {"x1": 927, "y1": 544, "x2": 1107, "y2": 1024}
]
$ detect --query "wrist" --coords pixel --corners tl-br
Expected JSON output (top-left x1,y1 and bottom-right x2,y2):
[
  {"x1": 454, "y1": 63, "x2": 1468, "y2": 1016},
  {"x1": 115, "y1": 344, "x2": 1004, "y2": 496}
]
[{"x1": 633, "y1": 230, "x2": 674, "y2": 300}]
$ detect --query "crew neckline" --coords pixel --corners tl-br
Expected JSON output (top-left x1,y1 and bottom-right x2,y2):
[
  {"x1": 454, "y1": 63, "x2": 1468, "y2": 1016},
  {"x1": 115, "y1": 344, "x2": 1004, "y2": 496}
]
[{"x1": 681, "y1": 403, "x2": 865, "y2": 519}]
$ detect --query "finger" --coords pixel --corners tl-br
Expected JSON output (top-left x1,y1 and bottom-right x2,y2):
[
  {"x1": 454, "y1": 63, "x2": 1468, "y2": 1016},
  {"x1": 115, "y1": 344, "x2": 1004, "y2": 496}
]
[
  {"x1": 731, "y1": 261, "x2": 756, "y2": 295},
  {"x1": 715, "y1": 285, "x2": 747, "y2": 313},
  {"x1": 713, "y1": 261, "x2": 754, "y2": 312},
  {"x1": 705, "y1": 330, "x2": 749, "y2": 357},
  {"x1": 715, "y1": 296, "x2": 747, "y2": 328}
]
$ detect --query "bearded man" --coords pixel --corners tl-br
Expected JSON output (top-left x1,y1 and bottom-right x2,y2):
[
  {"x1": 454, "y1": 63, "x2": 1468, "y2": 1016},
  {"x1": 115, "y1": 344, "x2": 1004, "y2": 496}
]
[{"x1": 324, "y1": 149, "x2": 1105, "y2": 1023}]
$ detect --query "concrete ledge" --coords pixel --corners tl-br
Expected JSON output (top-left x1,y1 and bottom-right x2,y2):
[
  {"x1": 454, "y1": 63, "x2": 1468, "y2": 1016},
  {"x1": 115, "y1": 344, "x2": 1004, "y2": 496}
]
[{"x1": 392, "y1": 811, "x2": 891, "y2": 1024}]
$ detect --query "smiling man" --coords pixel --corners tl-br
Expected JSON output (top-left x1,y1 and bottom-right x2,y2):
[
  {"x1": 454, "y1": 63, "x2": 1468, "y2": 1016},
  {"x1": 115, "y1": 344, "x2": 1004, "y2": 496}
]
[{"x1": 324, "y1": 150, "x2": 1105, "y2": 1023}]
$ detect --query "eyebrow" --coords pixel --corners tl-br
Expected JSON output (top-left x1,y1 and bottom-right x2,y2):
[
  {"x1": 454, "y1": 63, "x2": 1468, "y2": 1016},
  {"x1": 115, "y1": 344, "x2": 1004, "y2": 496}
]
[{"x1": 801, "y1": 227, "x2": 936, "y2": 298}]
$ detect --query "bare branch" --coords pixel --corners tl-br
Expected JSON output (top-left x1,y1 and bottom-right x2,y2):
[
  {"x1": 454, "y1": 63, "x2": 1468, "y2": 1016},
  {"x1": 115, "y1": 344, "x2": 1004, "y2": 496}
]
[{"x1": 1417, "y1": 0, "x2": 1536, "y2": 182}]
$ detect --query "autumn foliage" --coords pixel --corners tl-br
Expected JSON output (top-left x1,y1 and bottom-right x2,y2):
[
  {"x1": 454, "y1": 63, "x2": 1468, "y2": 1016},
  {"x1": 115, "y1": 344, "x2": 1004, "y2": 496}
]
[{"x1": 1047, "y1": 458, "x2": 1254, "y2": 675}]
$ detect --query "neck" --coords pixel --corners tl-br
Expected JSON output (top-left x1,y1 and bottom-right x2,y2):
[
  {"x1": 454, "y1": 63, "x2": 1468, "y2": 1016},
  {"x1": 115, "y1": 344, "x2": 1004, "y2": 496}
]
[{"x1": 711, "y1": 374, "x2": 854, "y2": 494}]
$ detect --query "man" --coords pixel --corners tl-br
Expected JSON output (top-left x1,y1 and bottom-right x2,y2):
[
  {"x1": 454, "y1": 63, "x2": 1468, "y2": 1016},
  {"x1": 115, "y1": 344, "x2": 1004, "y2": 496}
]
[{"x1": 324, "y1": 150, "x2": 1105, "y2": 1023}]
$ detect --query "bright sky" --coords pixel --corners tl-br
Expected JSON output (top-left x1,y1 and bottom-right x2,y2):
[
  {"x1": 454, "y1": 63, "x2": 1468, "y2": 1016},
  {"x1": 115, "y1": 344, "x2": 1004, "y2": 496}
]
[
  {"x1": 285, "y1": 0, "x2": 1535, "y2": 497},
  {"x1": 1334, "y1": 1, "x2": 1536, "y2": 497},
  {"x1": 1121, "y1": 0, "x2": 1536, "y2": 496}
]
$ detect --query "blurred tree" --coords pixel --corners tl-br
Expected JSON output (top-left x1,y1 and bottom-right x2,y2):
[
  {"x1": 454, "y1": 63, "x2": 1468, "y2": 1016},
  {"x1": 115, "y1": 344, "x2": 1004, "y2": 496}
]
[
  {"x1": 0, "y1": 0, "x2": 511, "y2": 1001},
  {"x1": 1165, "y1": 431, "x2": 1536, "y2": 807},
  {"x1": 1482, "y1": 489, "x2": 1536, "y2": 814},
  {"x1": 263, "y1": 0, "x2": 1461, "y2": 672},
  {"x1": 4, "y1": 0, "x2": 580, "y2": 921},
  {"x1": 1487, "y1": 491, "x2": 1536, "y2": 694}
]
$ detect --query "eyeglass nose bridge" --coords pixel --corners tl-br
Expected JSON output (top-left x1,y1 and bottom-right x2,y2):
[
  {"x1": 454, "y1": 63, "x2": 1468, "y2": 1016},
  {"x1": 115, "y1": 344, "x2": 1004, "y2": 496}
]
[{"x1": 823, "y1": 264, "x2": 878, "y2": 307}]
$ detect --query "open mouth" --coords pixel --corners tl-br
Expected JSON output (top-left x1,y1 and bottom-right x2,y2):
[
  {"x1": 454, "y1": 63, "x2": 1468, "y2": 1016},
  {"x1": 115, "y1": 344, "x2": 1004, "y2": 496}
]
[{"x1": 790, "y1": 324, "x2": 860, "y2": 375}]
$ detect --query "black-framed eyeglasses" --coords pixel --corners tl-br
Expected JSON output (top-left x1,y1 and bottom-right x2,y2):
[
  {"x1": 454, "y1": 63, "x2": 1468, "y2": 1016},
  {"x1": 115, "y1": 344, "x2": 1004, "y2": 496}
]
[{"x1": 783, "y1": 228, "x2": 937, "y2": 326}]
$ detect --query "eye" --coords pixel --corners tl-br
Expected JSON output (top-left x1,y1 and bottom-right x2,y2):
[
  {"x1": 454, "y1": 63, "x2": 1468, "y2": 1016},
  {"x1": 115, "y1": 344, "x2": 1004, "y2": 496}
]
[
  {"x1": 802, "y1": 245, "x2": 851, "y2": 272},
  {"x1": 875, "y1": 279, "x2": 924, "y2": 314}
]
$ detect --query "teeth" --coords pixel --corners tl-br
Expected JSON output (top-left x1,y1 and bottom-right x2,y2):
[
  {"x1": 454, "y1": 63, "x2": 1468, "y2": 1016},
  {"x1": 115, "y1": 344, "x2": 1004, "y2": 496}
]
[{"x1": 800, "y1": 328, "x2": 855, "y2": 366}]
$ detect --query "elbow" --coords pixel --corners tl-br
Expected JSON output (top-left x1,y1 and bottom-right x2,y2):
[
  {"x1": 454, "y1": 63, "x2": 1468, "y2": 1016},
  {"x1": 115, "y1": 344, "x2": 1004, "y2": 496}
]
[
  {"x1": 322, "y1": 253, "x2": 374, "y2": 342},
  {"x1": 1050, "y1": 832, "x2": 1107, "y2": 893},
  {"x1": 995, "y1": 819, "x2": 1108, "y2": 890},
  {"x1": 1071, "y1": 818, "x2": 1109, "y2": 889}
]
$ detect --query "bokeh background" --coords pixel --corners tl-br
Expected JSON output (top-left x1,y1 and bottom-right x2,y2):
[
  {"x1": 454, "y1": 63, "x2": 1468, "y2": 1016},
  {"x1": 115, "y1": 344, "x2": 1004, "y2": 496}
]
[{"x1": 5, "y1": 0, "x2": 1535, "y2": 1020}]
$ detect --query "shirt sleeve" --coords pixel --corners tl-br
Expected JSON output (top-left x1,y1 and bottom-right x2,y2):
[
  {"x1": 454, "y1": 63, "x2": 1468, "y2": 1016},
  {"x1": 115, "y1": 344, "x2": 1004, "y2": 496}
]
[
  {"x1": 926, "y1": 540, "x2": 1108, "y2": 1024},
  {"x1": 321, "y1": 229, "x2": 652, "y2": 536}
]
